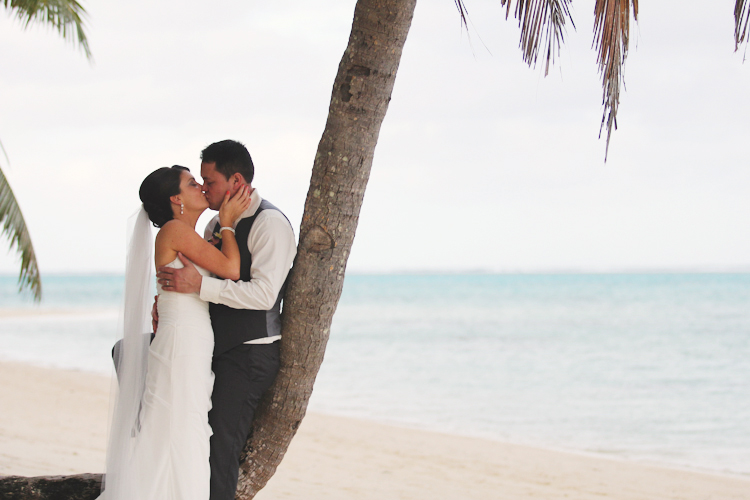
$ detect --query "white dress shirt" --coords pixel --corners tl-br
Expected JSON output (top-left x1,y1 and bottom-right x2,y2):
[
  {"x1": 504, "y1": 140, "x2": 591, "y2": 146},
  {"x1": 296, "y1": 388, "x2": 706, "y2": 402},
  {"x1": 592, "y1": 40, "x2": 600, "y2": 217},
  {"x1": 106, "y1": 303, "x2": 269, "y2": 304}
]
[{"x1": 199, "y1": 190, "x2": 296, "y2": 343}]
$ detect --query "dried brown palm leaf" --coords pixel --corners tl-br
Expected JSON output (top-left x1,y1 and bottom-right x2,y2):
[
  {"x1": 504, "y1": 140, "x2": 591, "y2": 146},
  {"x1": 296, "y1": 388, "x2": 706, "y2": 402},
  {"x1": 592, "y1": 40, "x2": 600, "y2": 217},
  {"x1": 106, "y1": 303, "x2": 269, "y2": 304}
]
[
  {"x1": 736, "y1": 0, "x2": 750, "y2": 51},
  {"x1": 500, "y1": 0, "x2": 575, "y2": 76},
  {"x1": 593, "y1": 0, "x2": 638, "y2": 160}
]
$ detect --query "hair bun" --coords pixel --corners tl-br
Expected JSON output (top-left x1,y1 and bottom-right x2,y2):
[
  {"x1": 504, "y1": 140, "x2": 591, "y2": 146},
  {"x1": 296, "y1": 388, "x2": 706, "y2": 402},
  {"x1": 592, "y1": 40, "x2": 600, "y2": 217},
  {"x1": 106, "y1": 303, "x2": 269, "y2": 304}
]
[
  {"x1": 142, "y1": 200, "x2": 172, "y2": 228},
  {"x1": 139, "y1": 166, "x2": 187, "y2": 228}
]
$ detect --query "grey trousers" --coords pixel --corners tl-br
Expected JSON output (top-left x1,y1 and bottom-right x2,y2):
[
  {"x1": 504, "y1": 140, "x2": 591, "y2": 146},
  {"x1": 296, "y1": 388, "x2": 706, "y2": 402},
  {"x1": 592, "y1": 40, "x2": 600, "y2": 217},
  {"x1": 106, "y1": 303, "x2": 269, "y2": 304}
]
[{"x1": 208, "y1": 341, "x2": 280, "y2": 500}]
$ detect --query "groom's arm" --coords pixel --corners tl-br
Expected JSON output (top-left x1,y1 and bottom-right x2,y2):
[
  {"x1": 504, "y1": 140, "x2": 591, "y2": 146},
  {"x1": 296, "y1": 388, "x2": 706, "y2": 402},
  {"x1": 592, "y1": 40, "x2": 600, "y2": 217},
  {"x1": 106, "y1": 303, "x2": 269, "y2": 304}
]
[{"x1": 199, "y1": 211, "x2": 296, "y2": 310}]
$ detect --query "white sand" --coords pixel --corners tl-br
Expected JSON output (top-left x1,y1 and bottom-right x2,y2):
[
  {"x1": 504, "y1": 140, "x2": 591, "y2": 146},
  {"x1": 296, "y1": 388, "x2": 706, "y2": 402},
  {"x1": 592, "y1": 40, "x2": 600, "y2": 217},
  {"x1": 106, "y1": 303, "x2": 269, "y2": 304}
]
[
  {"x1": 2, "y1": 361, "x2": 749, "y2": 499},
  {"x1": 0, "y1": 361, "x2": 110, "y2": 476}
]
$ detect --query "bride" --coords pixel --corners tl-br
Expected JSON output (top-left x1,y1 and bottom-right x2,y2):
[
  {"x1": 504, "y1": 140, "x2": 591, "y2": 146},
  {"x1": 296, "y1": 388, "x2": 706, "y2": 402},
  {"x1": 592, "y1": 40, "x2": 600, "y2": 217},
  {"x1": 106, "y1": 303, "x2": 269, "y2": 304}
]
[{"x1": 99, "y1": 165, "x2": 250, "y2": 500}]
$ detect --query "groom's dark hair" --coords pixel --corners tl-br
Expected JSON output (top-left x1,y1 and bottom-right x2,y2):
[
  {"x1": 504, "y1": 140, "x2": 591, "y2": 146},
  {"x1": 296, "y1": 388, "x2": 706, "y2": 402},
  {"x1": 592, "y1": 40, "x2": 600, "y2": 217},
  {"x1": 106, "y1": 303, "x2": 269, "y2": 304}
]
[{"x1": 201, "y1": 140, "x2": 254, "y2": 184}]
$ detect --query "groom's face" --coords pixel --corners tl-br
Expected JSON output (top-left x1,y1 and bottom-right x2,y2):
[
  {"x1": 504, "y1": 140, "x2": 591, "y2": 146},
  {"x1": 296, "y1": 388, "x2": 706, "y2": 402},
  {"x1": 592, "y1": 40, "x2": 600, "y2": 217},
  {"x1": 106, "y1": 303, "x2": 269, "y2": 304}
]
[{"x1": 200, "y1": 161, "x2": 234, "y2": 211}]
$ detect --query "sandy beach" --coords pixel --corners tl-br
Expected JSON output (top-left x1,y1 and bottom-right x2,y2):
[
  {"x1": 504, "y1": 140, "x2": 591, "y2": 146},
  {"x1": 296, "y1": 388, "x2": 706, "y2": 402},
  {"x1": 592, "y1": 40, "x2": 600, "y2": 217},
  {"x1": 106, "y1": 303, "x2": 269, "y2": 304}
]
[{"x1": 1, "y1": 360, "x2": 748, "y2": 499}]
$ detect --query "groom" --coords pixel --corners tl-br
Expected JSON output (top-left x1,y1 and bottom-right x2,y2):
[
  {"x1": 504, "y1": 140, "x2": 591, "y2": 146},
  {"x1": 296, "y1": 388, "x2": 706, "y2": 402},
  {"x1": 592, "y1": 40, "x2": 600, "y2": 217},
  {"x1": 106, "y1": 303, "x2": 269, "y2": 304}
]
[{"x1": 155, "y1": 139, "x2": 296, "y2": 500}]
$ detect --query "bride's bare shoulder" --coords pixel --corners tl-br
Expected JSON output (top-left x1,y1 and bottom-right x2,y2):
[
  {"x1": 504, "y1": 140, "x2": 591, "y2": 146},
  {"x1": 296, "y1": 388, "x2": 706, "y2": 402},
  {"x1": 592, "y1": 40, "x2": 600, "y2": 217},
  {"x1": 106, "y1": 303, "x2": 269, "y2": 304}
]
[
  {"x1": 155, "y1": 220, "x2": 197, "y2": 253},
  {"x1": 155, "y1": 220, "x2": 194, "y2": 266},
  {"x1": 156, "y1": 219, "x2": 191, "y2": 238}
]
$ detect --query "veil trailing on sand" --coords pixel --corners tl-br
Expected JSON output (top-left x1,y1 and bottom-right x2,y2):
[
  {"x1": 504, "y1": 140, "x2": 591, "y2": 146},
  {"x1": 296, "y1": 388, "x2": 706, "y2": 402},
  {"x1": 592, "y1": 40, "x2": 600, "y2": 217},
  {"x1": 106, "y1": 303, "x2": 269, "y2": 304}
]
[{"x1": 99, "y1": 206, "x2": 153, "y2": 499}]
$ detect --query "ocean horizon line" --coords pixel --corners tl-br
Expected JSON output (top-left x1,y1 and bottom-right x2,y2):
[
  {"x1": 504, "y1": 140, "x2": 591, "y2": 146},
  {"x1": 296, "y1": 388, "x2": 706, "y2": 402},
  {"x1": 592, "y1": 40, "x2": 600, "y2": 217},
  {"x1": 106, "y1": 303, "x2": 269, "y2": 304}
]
[{"x1": 2, "y1": 267, "x2": 750, "y2": 278}]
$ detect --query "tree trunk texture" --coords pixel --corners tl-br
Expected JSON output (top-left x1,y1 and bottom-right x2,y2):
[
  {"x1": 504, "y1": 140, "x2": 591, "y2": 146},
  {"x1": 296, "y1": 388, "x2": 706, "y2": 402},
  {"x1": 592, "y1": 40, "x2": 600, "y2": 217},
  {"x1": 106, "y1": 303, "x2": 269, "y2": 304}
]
[
  {"x1": 236, "y1": 0, "x2": 417, "y2": 497},
  {"x1": 0, "y1": 474, "x2": 102, "y2": 500},
  {"x1": 0, "y1": 0, "x2": 416, "y2": 498}
]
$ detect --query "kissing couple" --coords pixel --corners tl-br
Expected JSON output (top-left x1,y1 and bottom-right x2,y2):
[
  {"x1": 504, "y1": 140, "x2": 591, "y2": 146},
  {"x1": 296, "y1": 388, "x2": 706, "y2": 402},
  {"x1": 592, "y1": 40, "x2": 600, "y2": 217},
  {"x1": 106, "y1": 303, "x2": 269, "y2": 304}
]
[{"x1": 98, "y1": 140, "x2": 297, "y2": 500}]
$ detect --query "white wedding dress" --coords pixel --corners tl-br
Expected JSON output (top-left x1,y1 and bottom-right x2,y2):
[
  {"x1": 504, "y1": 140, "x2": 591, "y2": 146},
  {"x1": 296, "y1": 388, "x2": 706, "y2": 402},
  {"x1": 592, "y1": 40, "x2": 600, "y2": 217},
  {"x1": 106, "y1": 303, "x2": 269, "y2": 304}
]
[{"x1": 99, "y1": 257, "x2": 214, "y2": 500}]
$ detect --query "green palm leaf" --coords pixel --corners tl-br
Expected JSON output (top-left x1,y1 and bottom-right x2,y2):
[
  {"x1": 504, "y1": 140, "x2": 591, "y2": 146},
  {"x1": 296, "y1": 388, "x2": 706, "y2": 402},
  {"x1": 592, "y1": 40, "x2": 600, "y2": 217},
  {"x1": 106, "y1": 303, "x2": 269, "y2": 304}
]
[
  {"x1": 0, "y1": 0, "x2": 92, "y2": 302},
  {"x1": 0, "y1": 163, "x2": 42, "y2": 301},
  {"x1": 3, "y1": 0, "x2": 91, "y2": 59}
]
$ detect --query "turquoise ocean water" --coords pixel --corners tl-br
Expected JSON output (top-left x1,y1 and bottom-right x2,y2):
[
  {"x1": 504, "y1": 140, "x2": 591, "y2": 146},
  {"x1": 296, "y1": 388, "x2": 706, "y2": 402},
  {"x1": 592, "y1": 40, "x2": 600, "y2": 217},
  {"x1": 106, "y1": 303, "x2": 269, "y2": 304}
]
[{"x1": 1, "y1": 273, "x2": 748, "y2": 476}]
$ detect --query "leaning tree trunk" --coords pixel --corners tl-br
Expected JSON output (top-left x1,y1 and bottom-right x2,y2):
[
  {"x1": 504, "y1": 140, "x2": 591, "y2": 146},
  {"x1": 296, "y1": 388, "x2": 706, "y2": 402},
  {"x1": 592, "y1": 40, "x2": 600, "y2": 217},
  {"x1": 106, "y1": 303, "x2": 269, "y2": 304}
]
[
  {"x1": 0, "y1": 0, "x2": 416, "y2": 498},
  {"x1": 235, "y1": 0, "x2": 417, "y2": 497}
]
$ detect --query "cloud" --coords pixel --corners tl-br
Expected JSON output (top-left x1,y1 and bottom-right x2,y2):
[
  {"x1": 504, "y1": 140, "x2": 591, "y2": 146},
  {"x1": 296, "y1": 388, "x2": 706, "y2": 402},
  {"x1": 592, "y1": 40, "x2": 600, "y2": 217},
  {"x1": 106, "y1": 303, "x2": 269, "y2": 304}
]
[{"x1": 1, "y1": 0, "x2": 749, "y2": 274}]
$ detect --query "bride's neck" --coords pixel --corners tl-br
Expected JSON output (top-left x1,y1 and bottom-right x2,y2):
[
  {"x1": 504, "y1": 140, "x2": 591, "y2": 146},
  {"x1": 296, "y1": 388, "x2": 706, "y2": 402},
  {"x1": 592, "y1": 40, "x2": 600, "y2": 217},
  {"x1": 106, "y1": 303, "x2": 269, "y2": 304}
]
[{"x1": 173, "y1": 212, "x2": 199, "y2": 229}]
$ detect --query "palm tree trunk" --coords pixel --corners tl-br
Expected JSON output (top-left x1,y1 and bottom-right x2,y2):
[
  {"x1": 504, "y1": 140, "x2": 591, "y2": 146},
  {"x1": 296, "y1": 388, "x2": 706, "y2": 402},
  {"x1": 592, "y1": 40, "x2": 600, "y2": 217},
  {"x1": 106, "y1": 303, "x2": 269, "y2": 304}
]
[{"x1": 236, "y1": 0, "x2": 417, "y2": 497}]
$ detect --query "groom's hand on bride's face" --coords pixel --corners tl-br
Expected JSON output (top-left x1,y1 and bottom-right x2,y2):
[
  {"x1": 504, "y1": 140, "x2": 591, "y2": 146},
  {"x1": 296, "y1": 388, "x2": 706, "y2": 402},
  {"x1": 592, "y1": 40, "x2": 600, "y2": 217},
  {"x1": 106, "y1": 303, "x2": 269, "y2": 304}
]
[{"x1": 156, "y1": 253, "x2": 202, "y2": 294}]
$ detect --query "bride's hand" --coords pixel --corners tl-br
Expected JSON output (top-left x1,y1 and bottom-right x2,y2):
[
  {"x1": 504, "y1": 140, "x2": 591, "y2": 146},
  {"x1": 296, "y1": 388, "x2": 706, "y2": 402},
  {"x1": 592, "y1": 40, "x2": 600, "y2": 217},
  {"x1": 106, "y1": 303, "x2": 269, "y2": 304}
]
[{"x1": 219, "y1": 185, "x2": 252, "y2": 227}]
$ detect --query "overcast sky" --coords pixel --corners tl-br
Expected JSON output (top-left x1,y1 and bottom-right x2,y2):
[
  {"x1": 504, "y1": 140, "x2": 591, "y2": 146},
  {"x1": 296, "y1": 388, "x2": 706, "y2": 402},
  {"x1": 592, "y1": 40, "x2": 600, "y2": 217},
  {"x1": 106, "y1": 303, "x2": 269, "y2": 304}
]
[{"x1": 1, "y1": 0, "x2": 749, "y2": 275}]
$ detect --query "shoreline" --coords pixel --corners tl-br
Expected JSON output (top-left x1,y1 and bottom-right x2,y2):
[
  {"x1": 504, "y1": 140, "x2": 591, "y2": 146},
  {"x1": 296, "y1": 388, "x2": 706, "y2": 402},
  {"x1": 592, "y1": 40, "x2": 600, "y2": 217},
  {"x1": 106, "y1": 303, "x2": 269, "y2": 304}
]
[
  {"x1": 316, "y1": 412, "x2": 750, "y2": 481},
  {"x1": 2, "y1": 361, "x2": 749, "y2": 499},
  {"x1": 0, "y1": 308, "x2": 118, "y2": 319}
]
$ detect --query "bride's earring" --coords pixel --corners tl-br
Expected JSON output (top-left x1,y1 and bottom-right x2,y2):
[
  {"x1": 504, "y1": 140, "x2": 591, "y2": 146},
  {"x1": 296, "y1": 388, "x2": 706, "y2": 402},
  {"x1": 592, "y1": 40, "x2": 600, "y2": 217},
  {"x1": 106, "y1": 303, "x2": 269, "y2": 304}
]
[{"x1": 180, "y1": 203, "x2": 184, "y2": 215}]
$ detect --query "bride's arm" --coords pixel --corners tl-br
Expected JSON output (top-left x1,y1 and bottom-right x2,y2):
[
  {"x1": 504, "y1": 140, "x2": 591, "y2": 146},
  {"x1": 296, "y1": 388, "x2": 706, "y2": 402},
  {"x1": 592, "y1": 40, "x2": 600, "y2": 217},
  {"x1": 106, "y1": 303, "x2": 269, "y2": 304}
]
[
  {"x1": 211, "y1": 187, "x2": 249, "y2": 277},
  {"x1": 159, "y1": 188, "x2": 250, "y2": 280}
]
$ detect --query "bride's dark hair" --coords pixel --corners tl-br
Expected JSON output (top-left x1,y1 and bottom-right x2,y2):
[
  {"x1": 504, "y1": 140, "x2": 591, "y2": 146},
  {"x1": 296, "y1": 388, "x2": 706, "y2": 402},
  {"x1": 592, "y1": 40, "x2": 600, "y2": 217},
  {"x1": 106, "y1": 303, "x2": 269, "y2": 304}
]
[{"x1": 139, "y1": 165, "x2": 189, "y2": 228}]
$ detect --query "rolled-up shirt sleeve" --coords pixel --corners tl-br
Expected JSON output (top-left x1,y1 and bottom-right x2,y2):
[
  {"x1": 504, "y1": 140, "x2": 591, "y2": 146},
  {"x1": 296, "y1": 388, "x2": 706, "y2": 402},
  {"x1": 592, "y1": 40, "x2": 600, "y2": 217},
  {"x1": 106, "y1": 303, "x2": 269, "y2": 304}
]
[{"x1": 199, "y1": 211, "x2": 296, "y2": 310}]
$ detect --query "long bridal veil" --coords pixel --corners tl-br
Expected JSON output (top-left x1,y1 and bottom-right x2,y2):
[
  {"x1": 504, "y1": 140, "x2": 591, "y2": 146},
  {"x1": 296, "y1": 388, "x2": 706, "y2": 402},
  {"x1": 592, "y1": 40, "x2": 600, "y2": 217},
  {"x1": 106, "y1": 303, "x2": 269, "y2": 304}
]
[{"x1": 99, "y1": 206, "x2": 153, "y2": 499}]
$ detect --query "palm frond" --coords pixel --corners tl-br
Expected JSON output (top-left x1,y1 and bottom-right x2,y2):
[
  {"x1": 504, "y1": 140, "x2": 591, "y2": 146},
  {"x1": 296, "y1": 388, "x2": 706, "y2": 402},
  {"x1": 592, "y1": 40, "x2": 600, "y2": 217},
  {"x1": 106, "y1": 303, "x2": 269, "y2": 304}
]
[
  {"x1": 454, "y1": 0, "x2": 468, "y2": 29},
  {"x1": 500, "y1": 0, "x2": 575, "y2": 76},
  {"x1": 593, "y1": 0, "x2": 638, "y2": 160},
  {"x1": 0, "y1": 165, "x2": 42, "y2": 301},
  {"x1": 2, "y1": 0, "x2": 91, "y2": 59},
  {"x1": 736, "y1": 0, "x2": 750, "y2": 51}
]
